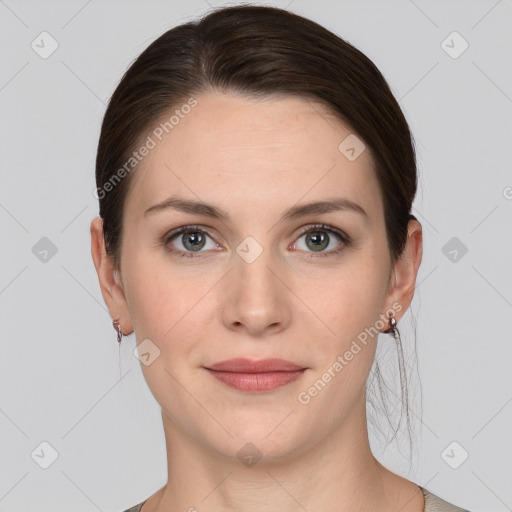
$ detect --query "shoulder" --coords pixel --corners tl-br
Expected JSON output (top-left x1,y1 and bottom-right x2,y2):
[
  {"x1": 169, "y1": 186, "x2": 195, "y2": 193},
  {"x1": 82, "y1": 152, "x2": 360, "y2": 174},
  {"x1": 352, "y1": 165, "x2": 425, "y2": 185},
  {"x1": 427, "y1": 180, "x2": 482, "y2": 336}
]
[
  {"x1": 420, "y1": 486, "x2": 471, "y2": 512},
  {"x1": 122, "y1": 488, "x2": 472, "y2": 512},
  {"x1": 122, "y1": 499, "x2": 147, "y2": 512}
]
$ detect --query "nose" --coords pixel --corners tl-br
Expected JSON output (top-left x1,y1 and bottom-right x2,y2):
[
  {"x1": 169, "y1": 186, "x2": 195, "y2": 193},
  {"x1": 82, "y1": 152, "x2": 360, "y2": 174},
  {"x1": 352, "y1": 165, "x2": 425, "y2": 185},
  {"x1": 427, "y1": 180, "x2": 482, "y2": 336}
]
[{"x1": 221, "y1": 247, "x2": 291, "y2": 337}]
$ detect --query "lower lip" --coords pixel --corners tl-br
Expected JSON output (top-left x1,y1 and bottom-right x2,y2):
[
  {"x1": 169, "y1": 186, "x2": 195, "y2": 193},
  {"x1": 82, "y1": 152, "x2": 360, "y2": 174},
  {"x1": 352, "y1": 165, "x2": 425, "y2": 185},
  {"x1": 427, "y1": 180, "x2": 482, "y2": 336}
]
[{"x1": 205, "y1": 369, "x2": 306, "y2": 392}]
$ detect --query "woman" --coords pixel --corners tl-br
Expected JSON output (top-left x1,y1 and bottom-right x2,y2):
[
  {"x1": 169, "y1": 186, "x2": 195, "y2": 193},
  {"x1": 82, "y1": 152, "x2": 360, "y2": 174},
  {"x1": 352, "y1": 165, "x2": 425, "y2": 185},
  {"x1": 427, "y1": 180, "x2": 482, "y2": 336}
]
[{"x1": 90, "y1": 5, "x2": 470, "y2": 512}]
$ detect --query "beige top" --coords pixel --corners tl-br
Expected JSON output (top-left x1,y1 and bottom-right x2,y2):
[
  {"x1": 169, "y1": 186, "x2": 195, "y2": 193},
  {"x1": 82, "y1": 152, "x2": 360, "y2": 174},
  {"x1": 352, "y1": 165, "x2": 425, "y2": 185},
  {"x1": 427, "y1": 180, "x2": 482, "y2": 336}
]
[{"x1": 122, "y1": 486, "x2": 470, "y2": 512}]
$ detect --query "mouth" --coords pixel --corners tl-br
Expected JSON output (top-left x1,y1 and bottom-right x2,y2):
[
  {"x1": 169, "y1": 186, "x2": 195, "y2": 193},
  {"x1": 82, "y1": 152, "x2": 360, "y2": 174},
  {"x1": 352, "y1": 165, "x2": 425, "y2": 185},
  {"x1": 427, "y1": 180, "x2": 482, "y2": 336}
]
[{"x1": 203, "y1": 358, "x2": 307, "y2": 393}]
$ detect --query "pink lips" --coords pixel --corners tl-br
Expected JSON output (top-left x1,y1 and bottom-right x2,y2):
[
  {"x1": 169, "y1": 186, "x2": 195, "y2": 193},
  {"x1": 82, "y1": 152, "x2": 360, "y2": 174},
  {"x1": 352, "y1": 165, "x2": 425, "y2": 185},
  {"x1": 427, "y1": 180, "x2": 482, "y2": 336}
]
[{"x1": 204, "y1": 358, "x2": 306, "y2": 393}]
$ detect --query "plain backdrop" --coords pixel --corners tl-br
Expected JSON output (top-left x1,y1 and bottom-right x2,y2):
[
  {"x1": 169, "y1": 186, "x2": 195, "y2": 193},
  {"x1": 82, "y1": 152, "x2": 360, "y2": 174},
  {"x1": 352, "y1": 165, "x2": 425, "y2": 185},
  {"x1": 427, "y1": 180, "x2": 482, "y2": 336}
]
[{"x1": 0, "y1": 1, "x2": 511, "y2": 511}]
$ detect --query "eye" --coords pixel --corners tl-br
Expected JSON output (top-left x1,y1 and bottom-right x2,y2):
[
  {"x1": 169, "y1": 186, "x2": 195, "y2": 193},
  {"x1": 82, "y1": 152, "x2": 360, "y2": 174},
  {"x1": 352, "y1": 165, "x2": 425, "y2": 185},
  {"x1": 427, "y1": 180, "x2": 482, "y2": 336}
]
[
  {"x1": 164, "y1": 225, "x2": 219, "y2": 257},
  {"x1": 292, "y1": 224, "x2": 350, "y2": 257},
  {"x1": 163, "y1": 223, "x2": 351, "y2": 259}
]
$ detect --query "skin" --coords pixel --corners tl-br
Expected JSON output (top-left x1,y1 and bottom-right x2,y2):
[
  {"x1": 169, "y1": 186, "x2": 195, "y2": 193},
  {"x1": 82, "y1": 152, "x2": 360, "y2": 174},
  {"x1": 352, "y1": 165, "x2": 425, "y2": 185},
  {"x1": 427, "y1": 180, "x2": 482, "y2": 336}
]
[{"x1": 91, "y1": 91, "x2": 423, "y2": 512}]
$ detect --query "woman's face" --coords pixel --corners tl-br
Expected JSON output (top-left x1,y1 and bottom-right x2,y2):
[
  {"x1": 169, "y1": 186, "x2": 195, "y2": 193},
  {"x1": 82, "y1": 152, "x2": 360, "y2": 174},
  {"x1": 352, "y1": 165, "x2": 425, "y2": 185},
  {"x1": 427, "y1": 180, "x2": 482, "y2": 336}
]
[{"x1": 92, "y1": 91, "x2": 421, "y2": 461}]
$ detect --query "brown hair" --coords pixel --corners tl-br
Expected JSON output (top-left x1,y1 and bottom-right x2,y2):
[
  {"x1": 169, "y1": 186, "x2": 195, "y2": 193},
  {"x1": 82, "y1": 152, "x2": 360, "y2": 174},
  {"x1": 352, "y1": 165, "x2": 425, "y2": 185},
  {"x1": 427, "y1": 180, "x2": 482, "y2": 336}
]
[{"x1": 95, "y1": 4, "x2": 419, "y2": 464}]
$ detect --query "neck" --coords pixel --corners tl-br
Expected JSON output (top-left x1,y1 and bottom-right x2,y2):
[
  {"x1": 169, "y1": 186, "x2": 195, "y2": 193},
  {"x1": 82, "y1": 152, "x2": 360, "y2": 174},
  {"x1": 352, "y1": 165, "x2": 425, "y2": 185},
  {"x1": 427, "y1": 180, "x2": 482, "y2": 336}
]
[{"x1": 144, "y1": 395, "x2": 421, "y2": 512}]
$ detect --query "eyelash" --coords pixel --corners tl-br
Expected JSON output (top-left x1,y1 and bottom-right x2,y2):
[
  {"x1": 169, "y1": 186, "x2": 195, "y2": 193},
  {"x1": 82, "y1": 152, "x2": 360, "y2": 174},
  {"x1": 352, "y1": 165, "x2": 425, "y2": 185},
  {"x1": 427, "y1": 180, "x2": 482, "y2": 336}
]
[{"x1": 163, "y1": 223, "x2": 352, "y2": 259}]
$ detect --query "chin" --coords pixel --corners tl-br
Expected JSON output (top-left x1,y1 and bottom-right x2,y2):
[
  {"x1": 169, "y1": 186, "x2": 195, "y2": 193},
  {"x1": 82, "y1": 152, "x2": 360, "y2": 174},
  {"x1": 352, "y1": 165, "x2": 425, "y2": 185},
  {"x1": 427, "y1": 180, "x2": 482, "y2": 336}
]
[{"x1": 204, "y1": 417, "x2": 308, "y2": 466}]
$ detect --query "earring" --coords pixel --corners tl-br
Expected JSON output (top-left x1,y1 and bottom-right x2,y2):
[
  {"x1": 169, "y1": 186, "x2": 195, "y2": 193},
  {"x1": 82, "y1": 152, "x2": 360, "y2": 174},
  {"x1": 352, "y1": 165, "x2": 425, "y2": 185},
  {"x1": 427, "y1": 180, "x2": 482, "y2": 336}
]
[
  {"x1": 382, "y1": 314, "x2": 401, "y2": 344},
  {"x1": 112, "y1": 318, "x2": 123, "y2": 344}
]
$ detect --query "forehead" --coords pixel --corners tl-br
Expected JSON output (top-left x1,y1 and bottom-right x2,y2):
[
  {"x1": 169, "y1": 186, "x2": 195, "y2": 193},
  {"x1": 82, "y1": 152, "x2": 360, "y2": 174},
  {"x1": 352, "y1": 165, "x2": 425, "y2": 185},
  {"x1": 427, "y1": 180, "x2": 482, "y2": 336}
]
[{"x1": 124, "y1": 92, "x2": 382, "y2": 224}]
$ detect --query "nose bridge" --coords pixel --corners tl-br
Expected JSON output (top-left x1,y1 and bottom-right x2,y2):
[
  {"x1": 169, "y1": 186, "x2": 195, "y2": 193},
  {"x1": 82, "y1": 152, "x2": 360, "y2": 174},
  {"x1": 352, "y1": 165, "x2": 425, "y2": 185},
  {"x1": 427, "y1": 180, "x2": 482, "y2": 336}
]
[
  {"x1": 221, "y1": 236, "x2": 290, "y2": 334},
  {"x1": 234, "y1": 237, "x2": 279, "y2": 303}
]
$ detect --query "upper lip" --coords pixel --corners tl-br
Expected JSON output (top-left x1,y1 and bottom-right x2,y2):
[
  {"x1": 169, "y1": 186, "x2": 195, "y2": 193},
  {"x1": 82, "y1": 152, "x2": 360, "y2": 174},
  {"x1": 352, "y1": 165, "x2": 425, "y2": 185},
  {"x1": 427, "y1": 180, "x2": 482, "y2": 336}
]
[{"x1": 205, "y1": 358, "x2": 305, "y2": 373}]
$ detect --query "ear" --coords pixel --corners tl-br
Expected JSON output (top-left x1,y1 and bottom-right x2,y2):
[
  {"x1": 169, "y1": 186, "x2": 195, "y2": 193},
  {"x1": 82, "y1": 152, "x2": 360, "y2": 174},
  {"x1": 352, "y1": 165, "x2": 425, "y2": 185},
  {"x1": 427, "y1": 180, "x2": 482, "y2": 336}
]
[
  {"x1": 382, "y1": 219, "x2": 423, "y2": 323},
  {"x1": 90, "y1": 216, "x2": 133, "y2": 335}
]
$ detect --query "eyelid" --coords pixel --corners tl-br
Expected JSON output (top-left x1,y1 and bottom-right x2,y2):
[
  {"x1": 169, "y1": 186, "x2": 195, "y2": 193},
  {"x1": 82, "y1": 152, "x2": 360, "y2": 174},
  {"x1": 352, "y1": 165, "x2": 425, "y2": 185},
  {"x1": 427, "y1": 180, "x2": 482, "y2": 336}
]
[
  {"x1": 294, "y1": 223, "x2": 348, "y2": 241},
  {"x1": 164, "y1": 224, "x2": 216, "y2": 241}
]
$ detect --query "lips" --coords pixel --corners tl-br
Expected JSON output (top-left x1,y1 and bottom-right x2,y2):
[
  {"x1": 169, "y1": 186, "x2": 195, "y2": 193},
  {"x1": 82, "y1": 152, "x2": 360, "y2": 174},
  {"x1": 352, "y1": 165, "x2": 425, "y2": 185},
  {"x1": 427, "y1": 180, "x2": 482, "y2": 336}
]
[
  {"x1": 204, "y1": 358, "x2": 307, "y2": 393},
  {"x1": 205, "y1": 358, "x2": 305, "y2": 373}
]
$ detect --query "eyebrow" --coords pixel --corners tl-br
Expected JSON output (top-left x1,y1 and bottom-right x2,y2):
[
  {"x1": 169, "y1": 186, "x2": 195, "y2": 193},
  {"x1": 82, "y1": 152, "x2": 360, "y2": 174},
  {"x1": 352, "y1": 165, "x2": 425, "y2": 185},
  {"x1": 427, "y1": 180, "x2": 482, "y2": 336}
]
[{"x1": 143, "y1": 195, "x2": 369, "y2": 224}]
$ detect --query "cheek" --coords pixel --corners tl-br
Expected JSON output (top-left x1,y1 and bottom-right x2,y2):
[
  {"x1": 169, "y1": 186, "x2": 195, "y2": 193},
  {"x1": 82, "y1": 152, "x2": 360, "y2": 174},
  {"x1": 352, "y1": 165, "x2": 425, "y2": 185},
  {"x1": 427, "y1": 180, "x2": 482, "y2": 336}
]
[
  {"x1": 300, "y1": 282, "x2": 382, "y2": 407},
  {"x1": 123, "y1": 257, "x2": 184, "y2": 339},
  {"x1": 124, "y1": 256, "x2": 218, "y2": 352},
  {"x1": 127, "y1": 274, "x2": 166, "y2": 328},
  {"x1": 321, "y1": 271, "x2": 384, "y2": 339}
]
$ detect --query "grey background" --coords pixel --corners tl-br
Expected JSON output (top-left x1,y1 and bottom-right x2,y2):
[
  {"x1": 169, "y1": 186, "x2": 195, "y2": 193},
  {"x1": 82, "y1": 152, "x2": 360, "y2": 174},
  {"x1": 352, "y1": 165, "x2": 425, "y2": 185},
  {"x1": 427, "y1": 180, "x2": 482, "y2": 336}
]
[{"x1": 1, "y1": 0, "x2": 511, "y2": 511}]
